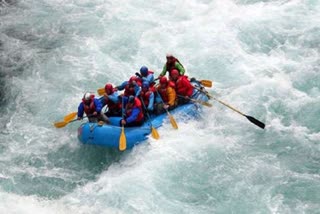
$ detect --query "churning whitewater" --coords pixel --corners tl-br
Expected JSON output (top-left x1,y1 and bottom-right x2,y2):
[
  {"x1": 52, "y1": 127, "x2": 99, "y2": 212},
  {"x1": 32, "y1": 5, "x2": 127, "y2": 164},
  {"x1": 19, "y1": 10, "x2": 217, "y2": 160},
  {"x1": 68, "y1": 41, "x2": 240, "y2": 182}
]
[{"x1": 1, "y1": 0, "x2": 320, "y2": 213}]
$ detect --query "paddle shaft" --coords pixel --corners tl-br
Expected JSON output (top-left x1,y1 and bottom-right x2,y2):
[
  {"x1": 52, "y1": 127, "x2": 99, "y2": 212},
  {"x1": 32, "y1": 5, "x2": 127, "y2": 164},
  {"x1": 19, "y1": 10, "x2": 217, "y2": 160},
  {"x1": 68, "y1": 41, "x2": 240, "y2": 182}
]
[
  {"x1": 119, "y1": 97, "x2": 127, "y2": 151},
  {"x1": 193, "y1": 86, "x2": 265, "y2": 129},
  {"x1": 156, "y1": 89, "x2": 171, "y2": 115},
  {"x1": 212, "y1": 97, "x2": 244, "y2": 115},
  {"x1": 155, "y1": 89, "x2": 178, "y2": 129},
  {"x1": 140, "y1": 96, "x2": 160, "y2": 139},
  {"x1": 177, "y1": 95, "x2": 212, "y2": 107},
  {"x1": 54, "y1": 115, "x2": 89, "y2": 128},
  {"x1": 140, "y1": 96, "x2": 152, "y2": 121}
]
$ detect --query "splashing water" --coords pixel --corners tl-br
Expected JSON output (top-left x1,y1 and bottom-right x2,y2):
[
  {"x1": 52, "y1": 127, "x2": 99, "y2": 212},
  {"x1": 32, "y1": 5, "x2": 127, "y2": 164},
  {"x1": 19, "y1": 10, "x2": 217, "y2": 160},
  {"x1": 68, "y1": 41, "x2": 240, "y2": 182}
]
[{"x1": 1, "y1": 0, "x2": 320, "y2": 213}]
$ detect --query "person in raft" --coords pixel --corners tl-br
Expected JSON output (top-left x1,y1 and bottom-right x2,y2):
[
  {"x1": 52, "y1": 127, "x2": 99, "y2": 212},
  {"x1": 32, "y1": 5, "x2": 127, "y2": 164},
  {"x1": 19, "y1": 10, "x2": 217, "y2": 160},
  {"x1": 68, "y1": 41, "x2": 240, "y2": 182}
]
[
  {"x1": 136, "y1": 66, "x2": 155, "y2": 85},
  {"x1": 102, "y1": 83, "x2": 122, "y2": 118},
  {"x1": 158, "y1": 53, "x2": 185, "y2": 80},
  {"x1": 170, "y1": 69, "x2": 194, "y2": 105},
  {"x1": 139, "y1": 81, "x2": 155, "y2": 114},
  {"x1": 154, "y1": 76, "x2": 177, "y2": 115},
  {"x1": 120, "y1": 95, "x2": 144, "y2": 127},
  {"x1": 116, "y1": 76, "x2": 142, "y2": 97},
  {"x1": 77, "y1": 92, "x2": 109, "y2": 123}
]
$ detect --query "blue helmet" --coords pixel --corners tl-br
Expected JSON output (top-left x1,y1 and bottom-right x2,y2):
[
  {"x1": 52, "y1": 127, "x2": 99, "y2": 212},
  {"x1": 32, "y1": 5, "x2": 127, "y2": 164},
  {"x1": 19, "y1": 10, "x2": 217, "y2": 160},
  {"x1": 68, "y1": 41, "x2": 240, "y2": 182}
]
[
  {"x1": 140, "y1": 66, "x2": 148, "y2": 76},
  {"x1": 142, "y1": 81, "x2": 149, "y2": 89}
]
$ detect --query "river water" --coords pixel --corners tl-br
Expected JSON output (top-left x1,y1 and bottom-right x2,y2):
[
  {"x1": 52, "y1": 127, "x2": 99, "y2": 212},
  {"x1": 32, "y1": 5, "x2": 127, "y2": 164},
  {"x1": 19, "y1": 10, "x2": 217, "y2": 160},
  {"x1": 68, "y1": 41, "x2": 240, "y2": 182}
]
[{"x1": 0, "y1": 0, "x2": 319, "y2": 213}]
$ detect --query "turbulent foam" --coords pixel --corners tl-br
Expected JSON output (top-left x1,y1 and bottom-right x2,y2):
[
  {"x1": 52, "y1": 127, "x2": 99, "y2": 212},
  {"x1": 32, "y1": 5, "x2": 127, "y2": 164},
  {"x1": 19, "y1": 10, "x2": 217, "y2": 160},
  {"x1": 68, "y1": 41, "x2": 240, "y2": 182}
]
[{"x1": 0, "y1": 0, "x2": 320, "y2": 213}]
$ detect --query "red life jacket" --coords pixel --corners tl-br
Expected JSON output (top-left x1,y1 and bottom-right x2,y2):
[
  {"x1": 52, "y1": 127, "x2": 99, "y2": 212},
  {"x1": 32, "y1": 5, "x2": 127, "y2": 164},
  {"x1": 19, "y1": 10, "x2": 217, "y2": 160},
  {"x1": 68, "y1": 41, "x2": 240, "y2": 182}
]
[
  {"x1": 168, "y1": 80, "x2": 175, "y2": 88},
  {"x1": 129, "y1": 76, "x2": 142, "y2": 87},
  {"x1": 175, "y1": 76, "x2": 193, "y2": 97},
  {"x1": 125, "y1": 97, "x2": 144, "y2": 122},
  {"x1": 82, "y1": 95, "x2": 96, "y2": 115},
  {"x1": 124, "y1": 84, "x2": 136, "y2": 97},
  {"x1": 140, "y1": 90, "x2": 153, "y2": 107},
  {"x1": 136, "y1": 78, "x2": 142, "y2": 86},
  {"x1": 104, "y1": 94, "x2": 121, "y2": 111},
  {"x1": 149, "y1": 85, "x2": 156, "y2": 93}
]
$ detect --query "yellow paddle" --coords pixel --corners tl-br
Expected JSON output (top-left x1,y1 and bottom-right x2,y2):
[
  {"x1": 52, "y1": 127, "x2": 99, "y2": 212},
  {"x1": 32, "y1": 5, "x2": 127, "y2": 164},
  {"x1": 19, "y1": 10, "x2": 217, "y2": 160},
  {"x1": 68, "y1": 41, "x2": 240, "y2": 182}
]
[
  {"x1": 199, "y1": 80, "x2": 212, "y2": 88},
  {"x1": 97, "y1": 88, "x2": 105, "y2": 96},
  {"x1": 54, "y1": 118, "x2": 78, "y2": 128},
  {"x1": 155, "y1": 88, "x2": 178, "y2": 130},
  {"x1": 53, "y1": 112, "x2": 94, "y2": 128},
  {"x1": 167, "y1": 110, "x2": 178, "y2": 129},
  {"x1": 63, "y1": 112, "x2": 78, "y2": 122},
  {"x1": 54, "y1": 112, "x2": 78, "y2": 128},
  {"x1": 54, "y1": 121, "x2": 68, "y2": 128},
  {"x1": 190, "y1": 98, "x2": 212, "y2": 107},
  {"x1": 119, "y1": 125, "x2": 127, "y2": 151},
  {"x1": 151, "y1": 126, "x2": 160, "y2": 139},
  {"x1": 119, "y1": 98, "x2": 127, "y2": 151},
  {"x1": 140, "y1": 97, "x2": 160, "y2": 140}
]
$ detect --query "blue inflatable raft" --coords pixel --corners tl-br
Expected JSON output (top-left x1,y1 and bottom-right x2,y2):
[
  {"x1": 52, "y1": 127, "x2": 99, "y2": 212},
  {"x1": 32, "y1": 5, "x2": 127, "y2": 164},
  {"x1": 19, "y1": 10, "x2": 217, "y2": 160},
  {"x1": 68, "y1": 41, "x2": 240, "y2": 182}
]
[{"x1": 77, "y1": 81, "x2": 210, "y2": 149}]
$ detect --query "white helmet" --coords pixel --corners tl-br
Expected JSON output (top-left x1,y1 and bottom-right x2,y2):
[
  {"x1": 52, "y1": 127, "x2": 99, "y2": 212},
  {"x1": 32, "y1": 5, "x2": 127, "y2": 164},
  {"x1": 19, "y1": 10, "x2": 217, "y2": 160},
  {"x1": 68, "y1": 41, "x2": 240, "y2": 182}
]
[
  {"x1": 83, "y1": 92, "x2": 91, "y2": 101},
  {"x1": 166, "y1": 53, "x2": 173, "y2": 58}
]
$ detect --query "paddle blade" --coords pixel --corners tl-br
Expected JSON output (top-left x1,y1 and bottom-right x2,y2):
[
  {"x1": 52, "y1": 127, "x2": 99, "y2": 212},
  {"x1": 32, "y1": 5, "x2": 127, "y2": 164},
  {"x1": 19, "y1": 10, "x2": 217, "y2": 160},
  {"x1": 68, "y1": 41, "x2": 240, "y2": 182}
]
[
  {"x1": 200, "y1": 101, "x2": 213, "y2": 107},
  {"x1": 168, "y1": 113, "x2": 178, "y2": 129},
  {"x1": 191, "y1": 98, "x2": 212, "y2": 107},
  {"x1": 119, "y1": 126, "x2": 127, "y2": 151},
  {"x1": 54, "y1": 121, "x2": 67, "y2": 128},
  {"x1": 200, "y1": 80, "x2": 213, "y2": 88},
  {"x1": 97, "y1": 88, "x2": 105, "y2": 96},
  {"x1": 245, "y1": 115, "x2": 265, "y2": 129},
  {"x1": 151, "y1": 126, "x2": 160, "y2": 140},
  {"x1": 64, "y1": 112, "x2": 77, "y2": 122}
]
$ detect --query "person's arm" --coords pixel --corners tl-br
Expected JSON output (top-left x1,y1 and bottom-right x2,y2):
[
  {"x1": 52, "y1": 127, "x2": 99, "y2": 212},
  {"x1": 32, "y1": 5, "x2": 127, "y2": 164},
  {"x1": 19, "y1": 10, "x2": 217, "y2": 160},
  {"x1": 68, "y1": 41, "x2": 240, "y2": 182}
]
[
  {"x1": 134, "y1": 85, "x2": 142, "y2": 97},
  {"x1": 175, "y1": 62, "x2": 185, "y2": 75},
  {"x1": 94, "y1": 99, "x2": 102, "y2": 113},
  {"x1": 143, "y1": 73, "x2": 154, "y2": 83},
  {"x1": 167, "y1": 87, "x2": 176, "y2": 107},
  {"x1": 125, "y1": 107, "x2": 140, "y2": 123},
  {"x1": 147, "y1": 92, "x2": 154, "y2": 111},
  {"x1": 77, "y1": 103, "x2": 84, "y2": 118},
  {"x1": 108, "y1": 91, "x2": 119, "y2": 103},
  {"x1": 159, "y1": 65, "x2": 167, "y2": 76},
  {"x1": 116, "y1": 81, "x2": 128, "y2": 91}
]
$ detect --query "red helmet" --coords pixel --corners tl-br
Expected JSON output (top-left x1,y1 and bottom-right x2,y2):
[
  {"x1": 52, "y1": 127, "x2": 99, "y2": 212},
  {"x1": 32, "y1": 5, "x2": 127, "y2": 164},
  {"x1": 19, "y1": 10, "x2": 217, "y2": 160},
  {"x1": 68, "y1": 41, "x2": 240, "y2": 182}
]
[
  {"x1": 104, "y1": 84, "x2": 113, "y2": 94},
  {"x1": 160, "y1": 76, "x2": 168, "y2": 84},
  {"x1": 171, "y1": 69, "x2": 179, "y2": 77},
  {"x1": 129, "y1": 76, "x2": 137, "y2": 83}
]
